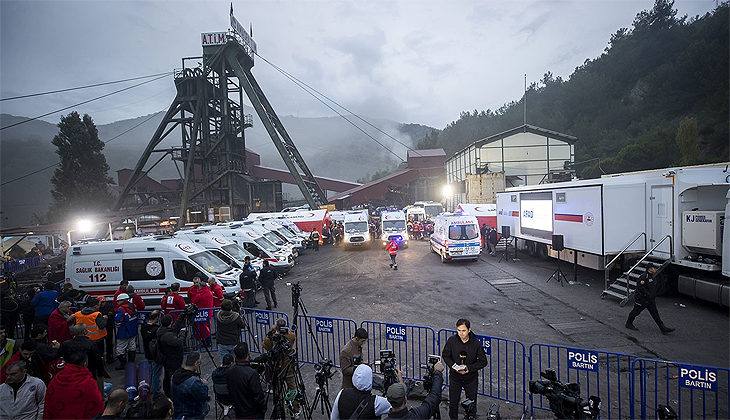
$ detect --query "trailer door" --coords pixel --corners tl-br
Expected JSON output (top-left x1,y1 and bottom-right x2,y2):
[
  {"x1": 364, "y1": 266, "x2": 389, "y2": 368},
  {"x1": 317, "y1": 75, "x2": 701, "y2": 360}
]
[{"x1": 650, "y1": 185, "x2": 673, "y2": 257}]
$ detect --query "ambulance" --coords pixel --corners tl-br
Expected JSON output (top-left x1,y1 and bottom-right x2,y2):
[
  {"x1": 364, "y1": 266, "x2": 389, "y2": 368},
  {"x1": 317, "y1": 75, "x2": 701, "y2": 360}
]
[
  {"x1": 380, "y1": 210, "x2": 409, "y2": 248},
  {"x1": 173, "y1": 229, "x2": 264, "y2": 273},
  {"x1": 250, "y1": 220, "x2": 306, "y2": 252},
  {"x1": 65, "y1": 236, "x2": 242, "y2": 307},
  {"x1": 430, "y1": 213, "x2": 482, "y2": 262},
  {"x1": 343, "y1": 210, "x2": 371, "y2": 248},
  {"x1": 207, "y1": 224, "x2": 295, "y2": 274}
]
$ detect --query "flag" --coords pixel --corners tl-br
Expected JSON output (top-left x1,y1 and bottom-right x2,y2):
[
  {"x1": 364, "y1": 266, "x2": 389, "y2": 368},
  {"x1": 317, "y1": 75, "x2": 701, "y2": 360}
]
[{"x1": 230, "y1": 2, "x2": 233, "y2": 15}]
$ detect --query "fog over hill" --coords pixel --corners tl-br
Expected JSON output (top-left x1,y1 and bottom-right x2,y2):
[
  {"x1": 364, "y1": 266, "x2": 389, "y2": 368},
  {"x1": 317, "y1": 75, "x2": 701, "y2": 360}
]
[{"x1": 0, "y1": 111, "x2": 433, "y2": 227}]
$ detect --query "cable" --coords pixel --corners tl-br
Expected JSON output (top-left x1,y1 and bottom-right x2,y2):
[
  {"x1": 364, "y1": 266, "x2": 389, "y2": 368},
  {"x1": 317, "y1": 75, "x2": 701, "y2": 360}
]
[
  {"x1": 0, "y1": 73, "x2": 170, "y2": 131},
  {"x1": 0, "y1": 72, "x2": 172, "y2": 102},
  {"x1": 0, "y1": 108, "x2": 165, "y2": 187}
]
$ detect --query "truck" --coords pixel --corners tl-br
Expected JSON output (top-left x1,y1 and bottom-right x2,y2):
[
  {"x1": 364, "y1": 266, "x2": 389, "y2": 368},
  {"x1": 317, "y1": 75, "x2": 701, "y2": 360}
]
[
  {"x1": 343, "y1": 210, "x2": 371, "y2": 248},
  {"x1": 496, "y1": 163, "x2": 730, "y2": 306}
]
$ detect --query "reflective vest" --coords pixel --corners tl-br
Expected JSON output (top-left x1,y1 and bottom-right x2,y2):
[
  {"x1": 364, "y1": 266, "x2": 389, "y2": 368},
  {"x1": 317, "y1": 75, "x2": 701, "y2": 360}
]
[
  {"x1": 74, "y1": 311, "x2": 107, "y2": 341},
  {"x1": 0, "y1": 339, "x2": 15, "y2": 367}
]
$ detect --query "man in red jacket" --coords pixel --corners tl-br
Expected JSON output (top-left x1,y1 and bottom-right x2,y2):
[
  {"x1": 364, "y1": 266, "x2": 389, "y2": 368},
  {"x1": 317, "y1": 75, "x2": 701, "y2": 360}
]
[
  {"x1": 192, "y1": 282, "x2": 213, "y2": 348},
  {"x1": 126, "y1": 285, "x2": 146, "y2": 311},
  {"x1": 386, "y1": 239, "x2": 399, "y2": 270},
  {"x1": 187, "y1": 273, "x2": 204, "y2": 302},
  {"x1": 113, "y1": 280, "x2": 129, "y2": 306},
  {"x1": 43, "y1": 351, "x2": 103, "y2": 419},
  {"x1": 47, "y1": 301, "x2": 75, "y2": 344},
  {"x1": 161, "y1": 283, "x2": 186, "y2": 320},
  {"x1": 207, "y1": 276, "x2": 224, "y2": 308}
]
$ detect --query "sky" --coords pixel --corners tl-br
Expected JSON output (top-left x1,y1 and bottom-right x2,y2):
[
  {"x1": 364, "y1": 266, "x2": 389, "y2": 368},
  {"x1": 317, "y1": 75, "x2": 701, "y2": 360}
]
[{"x1": 0, "y1": 0, "x2": 719, "y2": 130}]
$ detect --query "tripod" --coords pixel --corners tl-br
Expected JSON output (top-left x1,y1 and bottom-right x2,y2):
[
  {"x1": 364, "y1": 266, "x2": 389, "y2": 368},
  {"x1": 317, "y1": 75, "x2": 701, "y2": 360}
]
[
  {"x1": 309, "y1": 369, "x2": 333, "y2": 417},
  {"x1": 182, "y1": 309, "x2": 218, "y2": 368},
  {"x1": 268, "y1": 343, "x2": 311, "y2": 420},
  {"x1": 498, "y1": 237, "x2": 515, "y2": 263},
  {"x1": 547, "y1": 249, "x2": 567, "y2": 286}
]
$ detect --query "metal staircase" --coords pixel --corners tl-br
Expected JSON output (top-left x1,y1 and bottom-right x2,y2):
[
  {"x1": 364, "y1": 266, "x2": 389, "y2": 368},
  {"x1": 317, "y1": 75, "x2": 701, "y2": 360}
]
[{"x1": 601, "y1": 234, "x2": 673, "y2": 306}]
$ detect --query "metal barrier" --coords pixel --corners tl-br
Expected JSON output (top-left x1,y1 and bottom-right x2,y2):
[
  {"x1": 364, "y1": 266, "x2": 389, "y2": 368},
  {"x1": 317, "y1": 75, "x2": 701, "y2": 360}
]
[
  {"x1": 239, "y1": 308, "x2": 289, "y2": 355},
  {"x1": 296, "y1": 315, "x2": 358, "y2": 367},
  {"x1": 360, "y1": 320, "x2": 436, "y2": 381},
  {"x1": 2, "y1": 255, "x2": 44, "y2": 274},
  {"x1": 529, "y1": 343, "x2": 636, "y2": 419},
  {"x1": 438, "y1": 329, "x2": 527, "y2": 405},
  {"x1": 631, "y1": 358, "x2": 730, "y2": 420}
]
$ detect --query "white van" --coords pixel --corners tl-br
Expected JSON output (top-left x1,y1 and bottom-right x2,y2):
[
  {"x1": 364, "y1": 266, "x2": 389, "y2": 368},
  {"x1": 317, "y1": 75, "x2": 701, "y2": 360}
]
[
  {"x1": 343, "y1": 211, "x2": 371, "y2": 248},
  {"x1": 380, "y1": 210, "x2": 409, "y2": 248},
  {"x1": 208, "y1": 225, "x2": 295, "y2": 274},
  {"x1": 173, "y1": 229, "x2": 264, "y2": 273},
  {"x1": 251, "y1": 220, "x2": 306, "y2": 252},
  {"x1": 430, "y1": 213, "x2": 482, "y2": 262},
  {"x1": 65, "y1": 236, "x2": 242, "y2": 307},
  {"x1": 406, "y1": 206, "x2": 426, "y2": 222},
  {"x1": 236, "y1": 222, "x2": 299, "y2": 258}
]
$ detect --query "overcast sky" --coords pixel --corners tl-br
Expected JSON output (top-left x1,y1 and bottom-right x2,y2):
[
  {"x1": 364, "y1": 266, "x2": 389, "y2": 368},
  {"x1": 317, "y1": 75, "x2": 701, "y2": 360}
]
[{"x1": 0, "y1": 0, "x2": 718, "y2": 129}]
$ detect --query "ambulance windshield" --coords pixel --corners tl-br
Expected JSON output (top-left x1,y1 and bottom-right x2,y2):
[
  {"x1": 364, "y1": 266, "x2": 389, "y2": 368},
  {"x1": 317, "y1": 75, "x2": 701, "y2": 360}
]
[
  {"x1": 448, "y1": 224, "x2": 479, "y2": 240},
  {"x1": 190, "y1": 251, "x2": 230, "y2": 275},
  {"x1": 222, "y1": 244, "x2": 255, "y2": 260},
  {"x1": 383, "y1": 220, "x2": 406, "y2": 231}
]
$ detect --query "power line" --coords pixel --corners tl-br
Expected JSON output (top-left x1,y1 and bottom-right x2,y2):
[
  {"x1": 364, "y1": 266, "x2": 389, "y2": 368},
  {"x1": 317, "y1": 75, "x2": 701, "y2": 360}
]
[
  {"x1": 0, "y1": 72, "x2": 173, "y2": 102},
  {"x1": 0, "y1": 73, "x2": 170, "y2": 131},
  {"x1": 255, "y1": 53, "x2": 424, "y2": 161},
  {"x1": 0, "y1": 108, "x2": 164, "y2": 187}
]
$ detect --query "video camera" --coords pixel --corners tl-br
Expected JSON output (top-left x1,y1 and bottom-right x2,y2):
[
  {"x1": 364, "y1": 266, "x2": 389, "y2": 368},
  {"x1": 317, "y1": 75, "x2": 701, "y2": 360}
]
[
  {"x1": 420, "y1": 354, "x2": 440, "y2": 392},
  {"x1": 182, "y1": 303, "x2": 199, "y2": 320},
  {"x1": 374, "y1": 349, "x2": 398, "y2": 394},
  {"x1": 291, "y1": 281, "x2": 302, "y2": 307},
  {"x1": 267, "y1": 325, "x2": 295, "y2": 358},
  {"x1": 314, "y1": 359, "x2": 335, "y2": 385},
  {"x1": 529, "y1": 369, "x2": 601, "y2": 419}
]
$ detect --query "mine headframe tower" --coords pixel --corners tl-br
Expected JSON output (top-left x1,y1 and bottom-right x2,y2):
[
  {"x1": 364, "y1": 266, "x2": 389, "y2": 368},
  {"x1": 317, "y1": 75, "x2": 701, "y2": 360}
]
[{"x1": 113, "y1": 31, "x2": 328, "y2": 225}]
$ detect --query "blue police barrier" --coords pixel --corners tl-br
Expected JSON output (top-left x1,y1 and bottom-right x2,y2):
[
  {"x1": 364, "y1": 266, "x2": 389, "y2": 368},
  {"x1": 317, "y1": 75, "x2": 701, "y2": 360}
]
[
  {"x1": 631, "y1": 358, "x2": 729, "y2": 420},
  {"x1": 529, "y1": 343, "x2": 636, "y2": 419},
  {"x1": 239, "y1": 308, "x2": 289, "y2": 355},
  {"x1": 360, "y1": 320, "x2": 436, "y2": 381},
  {"x1": 2, "y1": 255, "x2": 44, "y2": 274},
  {"x1": 295, "y1": 315, "x2": 358, "y2": 366},
  {"x1": 438, "y1": 329, "x2": 527, "y2": 405},
  {"x1": 166, "y1": 308, "x2": 215, "y2": 353}
]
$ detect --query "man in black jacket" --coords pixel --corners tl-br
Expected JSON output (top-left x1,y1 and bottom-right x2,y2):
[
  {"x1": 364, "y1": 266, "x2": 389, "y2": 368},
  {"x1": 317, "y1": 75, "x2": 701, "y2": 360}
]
[
  {"x1": 215, "y1": 299, "x2": 246, "y2": 363},
  {"x1": 626, "y1": 264, "x2": 676, "y2": 334},
  {"x1": 141, "y1": 310, "x2": 162, "y2": 396},
  {"x1": 157, "y1": 314, "x2": 185, "y2": 397},
  {"x1": 386, "y1": 361, "x2": 444, "y2": 419},
  {"x1": 441, "y1": 318, "x2": 488, "y2": 420},
  {"x1": 60, "y1": 323, "x2": 104, "y2": 381},
  {"x1": 226, "y1": 342, "x2": 266, "y2": 419},
  {"x1": 259, "y1": 260, "x2": 278, "y2": 310},
  {"x1": 239, "y1": 263, "x2": 258, "y2": 308}
]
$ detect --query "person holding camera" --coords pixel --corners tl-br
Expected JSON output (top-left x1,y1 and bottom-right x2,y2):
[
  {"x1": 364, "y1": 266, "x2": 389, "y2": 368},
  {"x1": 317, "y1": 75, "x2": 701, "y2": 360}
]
[
  {"x1": 157, "y1": 314, "x2": 185, "y2": 397},
  {"x1": 331, "y1": 364, "x2": 391, "y2": 419},
  {"x1": 262, "y1": 318, "x2": 300, "y2": 415},
  {"x1": 441, "y1": 318, "x2": 487, "y2": 420},
  {"x1": 340, "y1": 328, "x2": 368, "y2": 389},
  {"x1": 386, "y1": 360, "x2": 445, "y2": 419},
  {"x1": 171, "y1": 351, "x2": 209, "y2": 420}
]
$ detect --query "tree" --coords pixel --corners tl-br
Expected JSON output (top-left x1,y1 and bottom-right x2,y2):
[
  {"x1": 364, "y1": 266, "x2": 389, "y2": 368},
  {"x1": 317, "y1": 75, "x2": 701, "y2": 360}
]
[
  {"x1": 675, "y1": 116, "x2": 699, "y2": 165},
  {"x1": 633, "y1": 0, "x2": 682, "y2": 30},
  {"x1": 49, "y1": 112, "x2": 114, "y2": 222}
]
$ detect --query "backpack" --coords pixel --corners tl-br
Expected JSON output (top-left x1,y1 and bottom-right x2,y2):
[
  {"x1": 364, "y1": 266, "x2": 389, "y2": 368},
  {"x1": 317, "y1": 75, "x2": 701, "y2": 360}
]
[{"x1": 148, "y1": 338, "x2": 165, "y2": 365}]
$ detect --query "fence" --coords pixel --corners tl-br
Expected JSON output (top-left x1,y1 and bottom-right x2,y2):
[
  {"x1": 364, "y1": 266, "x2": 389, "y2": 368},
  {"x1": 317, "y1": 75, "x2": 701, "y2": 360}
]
[
  {"x1": 631, "y1": 358, "x2": 730, "y2": 420},
  {"x1": 438, "y1": 329, "x2": 527, "y2": 405},
  {"x1": 359, "y1": 320, "x2": 437, "y2": 381},
  {"x1": 296, "y1": 315, "x2": 358, "y2": 367},
  {"x1": 2, "y1": 255, "x2": 45, "y2": 275},
  {"x1": 529, "y1": 343, "x2": 636, "y2": 419}
]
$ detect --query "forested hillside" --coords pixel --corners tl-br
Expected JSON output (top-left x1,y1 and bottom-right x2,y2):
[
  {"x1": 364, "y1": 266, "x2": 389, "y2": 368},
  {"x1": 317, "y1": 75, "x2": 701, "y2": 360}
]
[{"x1": 418, "y1": 0, "x2": 729, "y2": 178}]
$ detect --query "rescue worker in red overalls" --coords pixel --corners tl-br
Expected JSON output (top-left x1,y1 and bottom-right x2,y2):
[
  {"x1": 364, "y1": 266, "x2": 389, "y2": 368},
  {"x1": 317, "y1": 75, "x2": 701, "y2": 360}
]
[{"x1": 386, "y1": 239, "x2": 399, "y2": 270}]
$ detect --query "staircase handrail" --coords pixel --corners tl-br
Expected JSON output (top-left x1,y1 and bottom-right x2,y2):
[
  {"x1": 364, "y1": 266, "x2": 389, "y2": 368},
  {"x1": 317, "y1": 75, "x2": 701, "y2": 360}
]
[
  {"x1": 604, "y1": 233, "x2": 646, "y2": 292},
  {"x1": 624, "y1": 235, "x2": 673, "y2": 281}
]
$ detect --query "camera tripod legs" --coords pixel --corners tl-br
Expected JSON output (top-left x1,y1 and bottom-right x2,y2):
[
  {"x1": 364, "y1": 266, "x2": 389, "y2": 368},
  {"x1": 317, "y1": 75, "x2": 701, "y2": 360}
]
[{"x1": 309, "y1": 384, "x2": 332, "y2": 418}]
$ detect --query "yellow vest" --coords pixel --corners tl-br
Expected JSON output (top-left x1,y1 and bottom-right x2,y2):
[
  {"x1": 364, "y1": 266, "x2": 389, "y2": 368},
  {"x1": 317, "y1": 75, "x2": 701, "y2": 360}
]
[{"x1": 74, "y1": 311, "x2": 108, "y2": 341}]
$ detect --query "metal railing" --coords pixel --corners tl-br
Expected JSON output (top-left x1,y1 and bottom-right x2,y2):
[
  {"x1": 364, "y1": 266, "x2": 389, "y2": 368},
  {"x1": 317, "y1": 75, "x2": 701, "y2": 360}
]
[
  {"x1": 622, "y1": 235, "x2": 673, "y2": 298},
  {"x1": 604, "y1": 233, "x2": 646, "y2": 292}
]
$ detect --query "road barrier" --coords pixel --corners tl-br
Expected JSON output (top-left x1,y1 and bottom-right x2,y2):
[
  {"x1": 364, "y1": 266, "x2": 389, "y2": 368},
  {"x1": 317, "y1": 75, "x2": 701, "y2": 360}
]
[
  {"x1": 296, "y1": 315, "x2": 358, "y2": 367},
  {"x1": 438, "y1": 329, "x2": 527, "y2": 405},
  {"x1": 2, "y1": 255, "x2": 44, "y2": 275},
  {"x1": 631, "y1": 358, "x2": 730, "y2": 420},
  {"x1": 529, "y1": 343, "x2": 636, "y2": 419},
  {"x1": 359, "y1": 320, "x2": 437, "y2": 381}
]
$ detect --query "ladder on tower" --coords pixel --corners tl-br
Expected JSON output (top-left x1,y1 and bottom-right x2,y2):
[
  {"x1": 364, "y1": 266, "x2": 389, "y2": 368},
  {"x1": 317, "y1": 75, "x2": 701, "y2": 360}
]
[{"x1": 224, "y1": 48, "x2": 328, "y2": 209}]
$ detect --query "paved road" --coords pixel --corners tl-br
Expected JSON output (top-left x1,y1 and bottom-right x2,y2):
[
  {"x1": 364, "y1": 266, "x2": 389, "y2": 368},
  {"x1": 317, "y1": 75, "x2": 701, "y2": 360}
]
[{"x1": 105, "y1": 240, "x2": 727, "y2": 419}]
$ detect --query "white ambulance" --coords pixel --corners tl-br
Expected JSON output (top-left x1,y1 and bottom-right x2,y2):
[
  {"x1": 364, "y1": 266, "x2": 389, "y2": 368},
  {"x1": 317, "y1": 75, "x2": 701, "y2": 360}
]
[
  {"x1": 430, "y1": 213, "x2": 482, "y2": 262},
  {"x1": 173, "y1": 229, "x2": 264, "y2": 273},
  {"x1": 380, "y1": 210, "x2": 409, "y2": 248},
  {"x1": 208, "y1": 224, "x2": 295, "y2": 274},
  {"x1": 65, "y1": 236, "x2": 242, "y2": 307},
  {"x1": 343, "y1": 210, "x2": 371, "y2": 248}
]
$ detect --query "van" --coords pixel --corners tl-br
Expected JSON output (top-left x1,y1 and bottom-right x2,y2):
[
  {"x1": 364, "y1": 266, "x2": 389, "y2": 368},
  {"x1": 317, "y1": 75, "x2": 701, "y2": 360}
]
[
  {"x1": 173, "y1": 229, "x2": 264, "y2": 273},
  {"x1": 251, "y1": 220, "x2": 306, "y2": 252},
  {"x1": 430, "y1": 213, "x2": 482, "y2": 262},
  {"x1": 406, "y1": 206, "x2": 426, "y2": 222},
  {"x1": 380, "y1": 210, "x2": 409, "y2": 248},
  {"x1": 343, "y1": 211, "x2": 371, "y2": 248},
  {"x1": 207, "y1": 225, "x2": 295, "y2": 274},
  {"x1": 236, "y1": 222, "x2": 298, "y2": 258},
  {"x1": 65, "y1": 236, "x2": 242, "y2": 307}
]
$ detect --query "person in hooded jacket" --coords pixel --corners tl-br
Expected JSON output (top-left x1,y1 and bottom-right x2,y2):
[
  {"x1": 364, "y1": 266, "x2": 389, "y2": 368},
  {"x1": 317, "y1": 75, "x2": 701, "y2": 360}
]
[
  {"x1": 114, "y1": 293, "x2": 138, "y2": 370},
  {"x1": 171, "y1": 352, "x2": 209, "y2": 420},
  {"x1": 215, "y1": 299, "x2": 246, "y2": 363},
  {"x1": 191, "y1": 282, "x2": 213, "y2": 348},
  {"x1": 441, "y1": 318, "x2": 488, "y2": 420},
  {"x1": 43, "y1": 351, "x2": 103, "y2": 419},
  {"x1": 330, "y1": 364, "x2": 391, "y2": 420},
  {"x1": 157, "y1": 314, "x2": 185, "y2": 397}
]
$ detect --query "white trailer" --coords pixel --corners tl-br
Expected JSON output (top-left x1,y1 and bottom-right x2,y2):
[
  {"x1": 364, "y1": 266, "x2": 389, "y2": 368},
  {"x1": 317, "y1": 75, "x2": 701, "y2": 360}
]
[{"x1": 496, "y1": 163, "x2": 730, "y2": 305}]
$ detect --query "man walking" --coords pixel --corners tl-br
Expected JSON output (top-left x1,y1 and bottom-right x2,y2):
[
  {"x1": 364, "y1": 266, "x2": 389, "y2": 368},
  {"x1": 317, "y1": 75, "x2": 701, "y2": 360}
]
[
  {"x1": 626, "y1": 263, "x2": 676, "y2": 334},
  {"x1": 441, "y1": 318, "x2": 488, "y2": 420},
  {"x1": 487, "y1": 226, "x2": 498, "y2": 256},
  {"x1": 386, "y1": 238, "x2": 399, "y2": 270}
]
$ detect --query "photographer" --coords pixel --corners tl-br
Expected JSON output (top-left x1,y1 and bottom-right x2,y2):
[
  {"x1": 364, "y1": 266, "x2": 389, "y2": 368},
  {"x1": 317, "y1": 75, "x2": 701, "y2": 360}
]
[
  {"x1": 386, "y1": 361, "x2": 444, "y2": 419},
  {"x1": 157, "y1": 314, "x2": 186, "y2": 397},
  {"x1": 227, "y1": 343, "x2": 266, "y2": 419},
  {"x1": 262, "y1": 318, "x2": 300, "y2": 415},
  {"x1": 340, "y1": 328, "x2": 368, "y2": 389},
  {"x1": 441, "y1": 318, "x2": 487, "y2": 420},
  {"x1": 331, "y1": 364, "x2": 391, "y2": 419},
  {"x1": 171, "y1": 351, "x2": 209, "y2": 420}
]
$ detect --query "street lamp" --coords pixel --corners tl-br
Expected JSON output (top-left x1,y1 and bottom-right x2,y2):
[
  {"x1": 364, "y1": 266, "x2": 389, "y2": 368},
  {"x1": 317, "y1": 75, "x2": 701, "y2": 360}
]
[{"x1": 67, "y1": 219, "x2": 94, "y2": 244}]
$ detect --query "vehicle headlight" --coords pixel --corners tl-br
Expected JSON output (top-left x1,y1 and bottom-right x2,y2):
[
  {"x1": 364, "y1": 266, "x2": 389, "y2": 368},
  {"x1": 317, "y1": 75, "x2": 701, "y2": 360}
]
[{"x1": 278, "y1": 256, "x2": 286, "y2": 262}]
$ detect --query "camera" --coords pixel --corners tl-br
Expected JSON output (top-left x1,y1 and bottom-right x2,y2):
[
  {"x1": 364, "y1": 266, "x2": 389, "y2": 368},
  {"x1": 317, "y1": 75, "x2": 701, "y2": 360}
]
[
  {"x1": 529, "y1": 369, "x2": 601, "y2": 419},
  {"x1": 352, "y1": 355, "x2": 362, "y2": 366},
  {"x1": 314, "y1": 359, "x2": 335, "y2": 385},
  {"x1": 182, "y1": 303, "x2": 199, "y2": 320},
  {"x1": 420, "y1": 354, "x2": 440, "y2": 392},
  {"x1": 375, "y1": 349, "x2": 396, "y2": 374},
  {"x1": 291, "y1": 281, "x2": 302, "y2": 307},
  {"x1": 461, "y1": 399, "x2": 477, "y2": 420}
]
